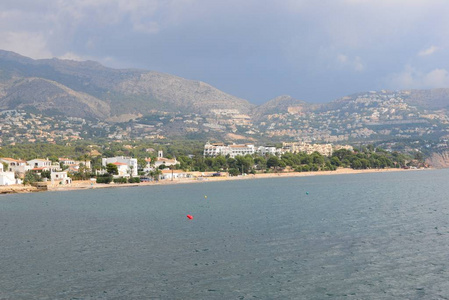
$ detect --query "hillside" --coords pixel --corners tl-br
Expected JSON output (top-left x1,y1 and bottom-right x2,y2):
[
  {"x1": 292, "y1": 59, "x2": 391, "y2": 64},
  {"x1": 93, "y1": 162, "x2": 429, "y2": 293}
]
[
  {"x1": 2, "y1": 50, "x2": 449, "y2": 153},
  {"x1": 0, "y1": 50, "x2": 253, "y2": 119},
  {"x1": 252, "y1": 95, "x2": 319, "y2": 119}
]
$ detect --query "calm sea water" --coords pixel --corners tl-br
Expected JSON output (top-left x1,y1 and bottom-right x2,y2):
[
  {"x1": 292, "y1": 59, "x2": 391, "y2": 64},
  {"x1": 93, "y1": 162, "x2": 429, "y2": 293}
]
[{"x1": 1, "y1": 169, "x2": 449, "y2": 299}]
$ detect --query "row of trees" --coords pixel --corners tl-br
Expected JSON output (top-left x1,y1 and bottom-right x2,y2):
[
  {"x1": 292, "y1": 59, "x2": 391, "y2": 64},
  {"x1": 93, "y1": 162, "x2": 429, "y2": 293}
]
[{"x1": 168, "y1": 147, "x2": 417, "y2": 176}]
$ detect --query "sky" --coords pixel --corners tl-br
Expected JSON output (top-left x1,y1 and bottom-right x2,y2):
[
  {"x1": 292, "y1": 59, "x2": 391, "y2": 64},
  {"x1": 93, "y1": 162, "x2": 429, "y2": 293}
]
[{"x1": 1, "y1": 0, "x2": 449, "y2": 105}]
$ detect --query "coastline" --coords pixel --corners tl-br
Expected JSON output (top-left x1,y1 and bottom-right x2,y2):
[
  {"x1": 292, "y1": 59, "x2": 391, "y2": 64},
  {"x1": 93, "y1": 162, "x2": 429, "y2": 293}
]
[{"x1": 0, "y1": 167, "x2": 425, "y2": 195}]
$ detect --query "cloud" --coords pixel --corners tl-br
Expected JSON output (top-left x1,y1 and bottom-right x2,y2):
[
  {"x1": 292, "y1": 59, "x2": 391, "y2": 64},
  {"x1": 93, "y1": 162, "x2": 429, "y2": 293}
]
[
  {"x1": 418, "y1": 45, "x2": 440, "y2": 56},
  {"x1": 423, "y1": 69, "x2": 449, "y2": 87},
  {"x1": 388, "y1": 65, "x2": 449, "y2": 89},
  {"x1": 58, "y1": 52, "x2": 90, "y2": 61},
  {"x1": 0, "y1": 1, "x2": 449, "y2": 103},
  {"x1": 336, "y1": 54, "x2": 364, "y2": 72},
  {"x1": 0, "y1": 31, "x2": 52, "y2": 59}
]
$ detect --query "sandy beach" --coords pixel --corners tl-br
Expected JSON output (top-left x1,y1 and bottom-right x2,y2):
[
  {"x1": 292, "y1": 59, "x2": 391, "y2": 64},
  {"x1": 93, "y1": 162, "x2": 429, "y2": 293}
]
[{"x1": 0, "y1": 167, "x2": 423, "y2": 195}]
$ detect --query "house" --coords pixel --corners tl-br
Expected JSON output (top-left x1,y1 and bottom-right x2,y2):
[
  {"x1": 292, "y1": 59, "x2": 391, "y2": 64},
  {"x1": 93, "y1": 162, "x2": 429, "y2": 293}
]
[
  {"x1": 0, "y1": 171, "x2": 17, "y2": 185},
  {"x1": 27, "y1": 159, "x2": 60, "y2": 172},
  {"x1": 160, "y1": 169, "x2": 191, "y2": 180},
  {"x1": 59, "y1": 157, "x2": 91, "y2": 172},
  {"x1": 257, "y1": 146, "x2": 281, "y2": 156},
  {"x1": 154, "y1": 151, "x2": 178, "y2": 169},
  {"x1": 102, "y1": 156, "x2": 138, "y2": 177},
  {"x1": 50, "y1": 171, "x2": 72, "y2": 185},
  {"x1": 143, "y1": 158, "x2": 153, "y2": 173},
  {"x1": 0, "y1": 158, "x2": 31, "y2": 177},
  {"x1": 27, "y1": 158, "x2": 52, "y2": 169},
  {"x1": 112, "y1": 162, "x2": 129, "y2": 177}
]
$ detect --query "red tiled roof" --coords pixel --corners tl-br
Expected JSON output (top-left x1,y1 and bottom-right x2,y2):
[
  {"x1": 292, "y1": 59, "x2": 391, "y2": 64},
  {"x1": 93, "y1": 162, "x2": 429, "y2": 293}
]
[
  {"x1": 1, "y1": 157, "x2": 26, "y2": 163},
  {"x1": 32, "y1": 167, "x2": 48, "y2": 171}
]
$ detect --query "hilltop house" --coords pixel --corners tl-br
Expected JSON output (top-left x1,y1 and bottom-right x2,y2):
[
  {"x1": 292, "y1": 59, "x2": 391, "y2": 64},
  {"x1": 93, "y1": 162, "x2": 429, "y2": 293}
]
[{"x1": 102, "y1": 156, "x2": 138, "y2": 177}]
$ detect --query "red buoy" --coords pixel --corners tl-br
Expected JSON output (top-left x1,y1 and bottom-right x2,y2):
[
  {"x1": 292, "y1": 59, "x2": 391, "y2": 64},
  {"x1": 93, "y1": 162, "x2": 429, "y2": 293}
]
[{"x1": 187, "y1": 215, "x2": 194, "y2": 220}]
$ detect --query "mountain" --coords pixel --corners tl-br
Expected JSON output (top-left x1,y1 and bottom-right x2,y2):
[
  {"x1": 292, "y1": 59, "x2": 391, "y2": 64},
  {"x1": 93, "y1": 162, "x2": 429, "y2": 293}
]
[
  {"x1": 0, "y1": 50, "x2": 254, "y2": 120},
  {"x1": 3, "y1": 50, "x2": 449, "y2": 150}
]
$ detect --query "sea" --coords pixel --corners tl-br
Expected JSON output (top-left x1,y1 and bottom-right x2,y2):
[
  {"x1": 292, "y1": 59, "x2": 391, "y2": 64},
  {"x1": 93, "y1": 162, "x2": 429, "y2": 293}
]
[{"x1": 1, "y1": 169, "x2": 449, "y2": 299}]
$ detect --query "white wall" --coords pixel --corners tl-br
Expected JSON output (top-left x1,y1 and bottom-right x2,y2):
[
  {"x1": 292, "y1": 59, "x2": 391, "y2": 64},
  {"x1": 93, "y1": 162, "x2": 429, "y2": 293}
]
[{"x1": 0, "y1": 172, "x2": 16, "y2": 185}]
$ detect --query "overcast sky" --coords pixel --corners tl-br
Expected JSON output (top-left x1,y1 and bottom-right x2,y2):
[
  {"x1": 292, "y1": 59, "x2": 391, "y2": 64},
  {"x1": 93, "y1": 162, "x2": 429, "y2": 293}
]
[{"x1": 1, "y1": 0, "x2": 449, "y2": 104}]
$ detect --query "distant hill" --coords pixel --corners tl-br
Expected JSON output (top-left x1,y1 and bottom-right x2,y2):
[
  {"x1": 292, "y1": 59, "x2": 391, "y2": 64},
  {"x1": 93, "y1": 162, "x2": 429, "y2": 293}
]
[
  {"x1": 326, "y1": 89, "x2": 449, "y2": 111},
  {"x1": 0, "y1": 50, "x2": 254, "y2": 120},
  {"x1": 401, "y1": 89, "x2": 449, "y2": 110}
]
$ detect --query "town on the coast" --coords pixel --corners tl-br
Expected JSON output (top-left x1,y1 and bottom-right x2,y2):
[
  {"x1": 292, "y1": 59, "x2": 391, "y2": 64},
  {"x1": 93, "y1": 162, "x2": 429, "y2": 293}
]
[
  {"x1": 0, "y1": 140, "x2": 427, "y2": 192},
  {"x1": 0, "y1": 51, "x2": 444, "y2": 193}
]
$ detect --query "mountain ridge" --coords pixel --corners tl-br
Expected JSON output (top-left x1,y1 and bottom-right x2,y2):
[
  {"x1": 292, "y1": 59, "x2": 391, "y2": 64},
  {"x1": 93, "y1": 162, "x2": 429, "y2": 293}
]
[
  {"x1": 2, "y1": 50, "x2": 449, "y2": 147},
  {"x1": 0, "y1": 50, "x2": 254, "y2": 119}
]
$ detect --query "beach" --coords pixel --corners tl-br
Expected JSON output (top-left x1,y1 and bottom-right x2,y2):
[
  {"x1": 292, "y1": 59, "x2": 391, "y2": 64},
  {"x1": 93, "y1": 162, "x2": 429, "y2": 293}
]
[{"x1": 0, "y1": 167, "x2": 422, "y2": 195}]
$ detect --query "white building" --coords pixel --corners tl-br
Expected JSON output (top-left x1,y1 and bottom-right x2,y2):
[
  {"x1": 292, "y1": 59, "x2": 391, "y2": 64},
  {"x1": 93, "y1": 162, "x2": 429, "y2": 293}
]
[
  {"x1": 154, "y1": 151, "x2": 178, "y2": 169},
  {"x1": 27, "y1": 158, "x2": 52, "y2": 169},
  {"x1": 112, "y1": 162, "x2": 130, "y2": 177},
  {"x1": 160, "y1": 169, "x2": 190, "y2": 180},
  {"x1": 282, "y1": 142, "x2": 334, "y2": 157},
  {"x1": 59, "y1": 158, "x2": 92, "y2": 170},
  {"x1": 203, "y1": 142, "x2": 255, "y2": 158},
  {"x1": 0, "y1": 158, "x2": 31, "y2": 176},
  {"x1": 257, "y1": 146, "x2": 281, "y2": 156},
  {"x1": 102, "y1": 156, "x2": 138, "y2": 177},
  {"x1": 27, "y1": 159, "x2": 60, "y2": 172},
  {"x1": 228, "y1": 144, "x2": 255, "y2": 157},
  {"x1": 143, "y1": 158, "x2": 153, "y2": 173},
  {"x1": 50, "y1": 171, "x2": 72, "y2": 185},
  {"x1": 0, "y1": 171, "x2": 17, "y2": 185},
  {"x1": 203, "y1": 143, "x2": 231, "y2": 157}
]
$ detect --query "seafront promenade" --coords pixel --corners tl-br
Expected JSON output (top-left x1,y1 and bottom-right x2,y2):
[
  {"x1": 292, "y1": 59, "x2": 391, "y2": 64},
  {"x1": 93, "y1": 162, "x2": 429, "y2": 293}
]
[{"x1": 0, "y1": 167, "x2": 420, "y2": 195}]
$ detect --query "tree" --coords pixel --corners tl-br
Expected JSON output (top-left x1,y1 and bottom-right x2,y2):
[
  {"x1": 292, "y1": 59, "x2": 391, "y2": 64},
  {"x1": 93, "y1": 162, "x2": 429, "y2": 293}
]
[
  {"x1": 267, "y1": 156, "x2": 280, "y2": 170},
  {"x1": 414, "y1": 151, "x2": 424, "y2": 161},
  {"x1": 137, "y1": 158, "x2": 147, "y2": 171},
  {"x1": 106, "y1": 163, "x2": 118, "y2": 175},
  {"x1": 254, "y1": 156, "x2": 267, "y2": 170},
  {"x1": 228, "y1": 168, "x2": 240, "y2": 176},
  {"x1": 23, "y1": 170, "x2": 42, "y2": 185},
  {"x1": 41, "y1": 170, "x2": 51, "y2": 179},
  {"x1": 149, "y1": 169, "x2": 161, "y2": 181},
  {"x1": 330, "y1": 156, "x2": 342, "y2": 167},
  {"x1": 235, "y1": 155, "x2": 253, "y2": 174}
]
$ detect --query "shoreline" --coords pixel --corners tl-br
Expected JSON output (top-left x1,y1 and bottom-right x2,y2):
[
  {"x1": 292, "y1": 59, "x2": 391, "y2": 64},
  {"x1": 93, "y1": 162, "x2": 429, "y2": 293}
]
[{"x1": 0, "y1": 167, "x2": 426, "y2": 195}]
